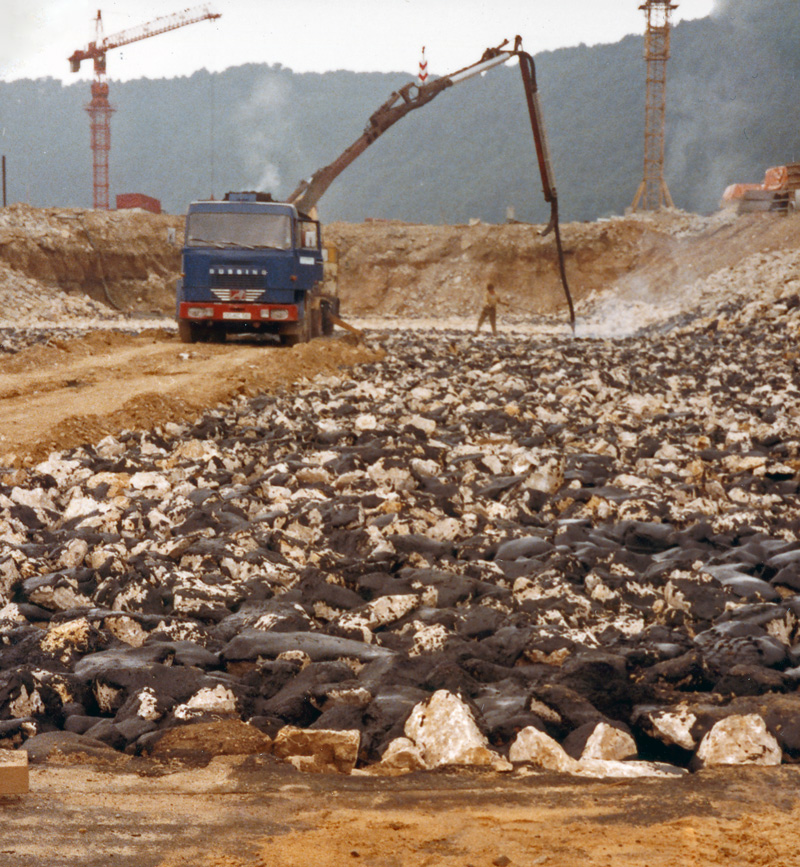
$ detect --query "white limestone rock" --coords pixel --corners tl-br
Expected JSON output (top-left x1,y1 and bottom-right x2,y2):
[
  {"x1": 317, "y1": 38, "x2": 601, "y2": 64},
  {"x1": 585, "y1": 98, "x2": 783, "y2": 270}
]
[
  {"x1": 27, "y1": 581, "x2": 92, "y2": 613},
  {"x1": 367, "y1": 461, "x2": 415, "y2": 491},
  {"x1": 126, "y1": 471, "x2": 171, "y2": 492},
  {"x1": 0, "y1": 559, "x2": 21, "y2": 604},
  {"x1": 509, "y1": 727, "x2": 579, "y2": 773},
  {"x1": 406, "y1": 414, "x2": 437, "y2": 436},
  {"x1": 581, "y1": 722, "x2": 638, "y2": 762},
  {"x1": 0, "y1": 603, "x2": 26, "y2": 623},
  {"x1": 9, "y1": 684, "x2": 46, "y2": 719},
  {"x1": 354, "y1": 414, "x2": 378, "y2": 432},
  {"x1": 173, "y1": 685, "x2": 238, "y2": 720},
  {"x1": 696, "y1": 714, "x2": 782, "y2": 766},
  {"x1": 295, "y1": 466, "x2": 332, "y2": 484},
  {"x1": 39, "y1": 617, "x2": 95, "y2": 663},
  {"x1": 576, "y1": 759, "x2": 687, "y2": 779},
  {"x1": 94, "y1": 682, "x2": 124, "y2": 714},
  {"x1": 135, "y1": 687, "x2": 162, "y2": 721},
  {"x1": 95, "y1": 435, "x2": 126, "y2": 459},
  {"x1": 405, "y1": 690, "x2": 505, "y2": 769},
  {"x1": 410, "y1": 458, "x2": 440, "y2": 478},
  {"x1": 34, "y1": 456, "x2": 84, "y2": 485},
  {"x1": 637, "y1": 704, "x2": 698, "y2": 750},
  {"x1": 104, "y1": 615, "x2": 148, "y2": 648},
  {"x1": 335, "y1": 594, "x2": 419, "y2": 642},
  {"x1": 55, "y1": 538, "x2": 89, "y2": 569},
  {"x1": 407, "y1": 621, "x2": 450, "y2": 657},
  {"x1": 62, "y1": 492, "x2": 108, "y2": 523},
  {"x1": 10, "y1": 485, "x2": 55, "y2": 514},
  {"x1": 526, "y1": 456, "x2": 564, "y2": 494},
  {"x1": 377, "y1": 737, "x2": 426, "y2": 771}
]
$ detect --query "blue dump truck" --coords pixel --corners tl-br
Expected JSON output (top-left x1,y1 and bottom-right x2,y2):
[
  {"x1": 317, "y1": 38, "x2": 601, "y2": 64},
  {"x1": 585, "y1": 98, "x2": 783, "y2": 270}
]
[
  {"x1": 176, "y1": 38, "x2": 575, "y2": 343},
  {"x1": 176, "y1": 192, "x2": 339, "y2": 344}
]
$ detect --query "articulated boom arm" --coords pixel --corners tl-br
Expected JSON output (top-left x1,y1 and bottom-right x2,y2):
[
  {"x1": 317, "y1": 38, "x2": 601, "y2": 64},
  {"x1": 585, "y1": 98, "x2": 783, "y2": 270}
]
[
  {"x1": 287, "y1": 37, "x2": 575, "y2": 328},
  {"x1": 287, "y1": 41, "x2": 516, "y2": 216}
]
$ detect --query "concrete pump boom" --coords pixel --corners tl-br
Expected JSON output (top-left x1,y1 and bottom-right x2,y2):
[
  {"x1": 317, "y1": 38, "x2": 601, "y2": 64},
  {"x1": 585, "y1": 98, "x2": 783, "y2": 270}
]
[{"x1": 286, "y1": 37, "x2": 575, "y2": 328}]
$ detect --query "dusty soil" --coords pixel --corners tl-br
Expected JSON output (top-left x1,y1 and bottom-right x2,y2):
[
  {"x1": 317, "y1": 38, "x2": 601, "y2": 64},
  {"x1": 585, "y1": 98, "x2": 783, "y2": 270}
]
[
  {"x1": 2, "y1": 754, "x2": 800, "y2": 867},
  {"x1": 0, "y1": 329, "x2": 380, "y2": 467}
]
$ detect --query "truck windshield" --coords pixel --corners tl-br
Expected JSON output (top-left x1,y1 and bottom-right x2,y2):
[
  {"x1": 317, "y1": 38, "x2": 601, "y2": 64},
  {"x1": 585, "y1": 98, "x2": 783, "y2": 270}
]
[{"x1": 186, "y1": 212, "x2": 292, "y2": 250}]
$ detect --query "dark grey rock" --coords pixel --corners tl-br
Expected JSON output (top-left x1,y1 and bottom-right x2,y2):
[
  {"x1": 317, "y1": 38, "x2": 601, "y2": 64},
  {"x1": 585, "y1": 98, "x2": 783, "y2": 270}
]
[
  {"x1": 21, "y1": 730, "x2": 119, "y2": 763},
  {"x1": 222, "y1": 629, "x2": 396, "y2": 663}
]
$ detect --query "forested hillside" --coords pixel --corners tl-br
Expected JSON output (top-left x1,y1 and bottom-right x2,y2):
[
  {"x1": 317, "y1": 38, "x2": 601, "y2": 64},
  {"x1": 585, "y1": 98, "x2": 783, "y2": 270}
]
[{"x1": 0, "y1": 0, "x2": 797, "y2": 223}]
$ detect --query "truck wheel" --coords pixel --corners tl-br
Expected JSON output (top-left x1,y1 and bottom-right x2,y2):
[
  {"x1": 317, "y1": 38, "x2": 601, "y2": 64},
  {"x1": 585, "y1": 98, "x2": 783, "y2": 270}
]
[
  {"x1": 178, "y1": 321, "x2": 200, "y2": 344},
  {"x1": 321, "y1": 298, "x2": 340, "y2": 336},
  {"x1": 307, "y1": 305, "x2": 322, "y2": 340}
]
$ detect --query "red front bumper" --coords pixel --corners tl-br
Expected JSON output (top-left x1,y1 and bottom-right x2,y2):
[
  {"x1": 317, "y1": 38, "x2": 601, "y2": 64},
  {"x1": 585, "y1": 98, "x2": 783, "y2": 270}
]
[{"x1": 177, "y1": 302, "x2": 299, "y2": 323}]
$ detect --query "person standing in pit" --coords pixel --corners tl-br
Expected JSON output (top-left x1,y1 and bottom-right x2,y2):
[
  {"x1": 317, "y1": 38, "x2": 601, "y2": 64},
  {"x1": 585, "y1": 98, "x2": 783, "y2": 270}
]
[{"x1": 474, "y1": 282, "x2": 506, "y2": 336}]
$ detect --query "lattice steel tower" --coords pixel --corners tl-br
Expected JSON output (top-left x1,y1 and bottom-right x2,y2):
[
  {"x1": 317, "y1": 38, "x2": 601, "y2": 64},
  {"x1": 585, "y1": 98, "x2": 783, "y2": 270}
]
[
  {"x1": 69, "y1": 6, "x2": 221, "y2": 210},
  {"x1": 631, "y1": 1, "x2": 677, "y2": 211}
]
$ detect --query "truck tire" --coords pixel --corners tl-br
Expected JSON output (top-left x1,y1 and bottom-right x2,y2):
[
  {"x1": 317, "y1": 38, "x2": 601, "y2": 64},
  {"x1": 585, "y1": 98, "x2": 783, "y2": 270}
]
[
  {"x1": 281, "y1": 293, "x2": 321, "y2": 347},
  {"x1": 178, "y1": 320, "x2": 200, "y2": 343},
  {"x1": 321, "y1": 298, "x2": 340, "y2": 336},
  {"x1": 306, "y1": 304, "x2": 322, "y2": 340}
]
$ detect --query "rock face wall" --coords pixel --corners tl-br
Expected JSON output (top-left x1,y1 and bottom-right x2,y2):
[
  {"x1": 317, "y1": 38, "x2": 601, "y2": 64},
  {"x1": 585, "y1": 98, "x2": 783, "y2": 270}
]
[
  {"x1": 2, "y1": 205, "x2": 645, "y2": 320},
  {"x1": 0, "y1": 205, "x2": 183, "y2": 317},
  {"x1": 2, "y1": 274, "x2": 800, "y2": 773},
  {"x1": 325, "y1": 219, "x2": 650, "y2": 317}
]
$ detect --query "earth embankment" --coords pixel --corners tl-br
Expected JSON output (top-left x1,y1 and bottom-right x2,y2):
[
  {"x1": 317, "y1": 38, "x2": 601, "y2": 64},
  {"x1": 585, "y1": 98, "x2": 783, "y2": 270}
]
[{"x1": 5, "y1": 202, "x2": 800, "y2": 325}]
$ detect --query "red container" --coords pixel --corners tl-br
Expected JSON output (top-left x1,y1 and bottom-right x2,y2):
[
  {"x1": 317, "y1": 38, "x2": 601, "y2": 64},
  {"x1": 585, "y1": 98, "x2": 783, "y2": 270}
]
[{"x1": 116, "y1": 193, "x2": 161, "y2": 214}]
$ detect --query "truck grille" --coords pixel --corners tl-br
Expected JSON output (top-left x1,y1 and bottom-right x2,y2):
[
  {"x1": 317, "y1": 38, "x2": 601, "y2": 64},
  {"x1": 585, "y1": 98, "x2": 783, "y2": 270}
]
[
  {"x1": 211, "y1": 289, "x2": 264, "y2": 301},
  {"x1": 209, "y1": 267, "x2": 268, "y2": 290}
]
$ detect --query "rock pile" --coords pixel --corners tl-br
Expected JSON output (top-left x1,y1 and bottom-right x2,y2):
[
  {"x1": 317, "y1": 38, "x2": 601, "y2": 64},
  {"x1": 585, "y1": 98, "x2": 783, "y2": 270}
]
[
  {"x1": 577, "y1": 218, "x2": 800, "y2": 338},
  {"x1": 2, "y1": 273, "x2": 800, "y2": 776}
]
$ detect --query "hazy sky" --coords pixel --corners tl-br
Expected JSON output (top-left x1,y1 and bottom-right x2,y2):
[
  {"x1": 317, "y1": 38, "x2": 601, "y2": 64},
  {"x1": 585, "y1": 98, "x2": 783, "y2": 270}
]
[{"x1": 2, "y1": 0, "x2": 716, "y2": 83}]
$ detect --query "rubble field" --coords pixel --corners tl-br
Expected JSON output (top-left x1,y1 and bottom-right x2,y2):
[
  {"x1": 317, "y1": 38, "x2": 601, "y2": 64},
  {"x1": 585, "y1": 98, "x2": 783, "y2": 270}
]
[{"x1": 1, "y1": 205, "x2": 800, "y2": 866}]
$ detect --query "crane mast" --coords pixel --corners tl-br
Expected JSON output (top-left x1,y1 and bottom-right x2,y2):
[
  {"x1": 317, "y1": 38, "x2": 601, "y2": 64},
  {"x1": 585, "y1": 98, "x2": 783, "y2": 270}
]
[{"x1": 69, "y1": 5, "x2": 221, "y2": 210}]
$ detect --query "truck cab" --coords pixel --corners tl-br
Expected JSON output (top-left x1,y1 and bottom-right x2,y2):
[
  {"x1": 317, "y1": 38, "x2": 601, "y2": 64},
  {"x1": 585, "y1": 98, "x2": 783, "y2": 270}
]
[{"x1": 176, "y1": 192, "x2": 337, "y2": 344}]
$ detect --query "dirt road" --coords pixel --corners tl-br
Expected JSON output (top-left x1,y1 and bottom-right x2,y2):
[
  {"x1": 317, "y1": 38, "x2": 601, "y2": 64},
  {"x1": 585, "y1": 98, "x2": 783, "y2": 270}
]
[
  {"x1": 3, "y1": 754, "x2": 800, "y2": 867},
  {"x1": 0, "y1": 329, "x2": 381, "y2": 468}
]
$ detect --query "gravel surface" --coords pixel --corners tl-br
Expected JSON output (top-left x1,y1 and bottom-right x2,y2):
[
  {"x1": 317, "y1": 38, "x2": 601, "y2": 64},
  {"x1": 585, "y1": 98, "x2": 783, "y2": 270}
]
[{"x1": 2, "y1": 271, "x2": 800, "y2": 773}]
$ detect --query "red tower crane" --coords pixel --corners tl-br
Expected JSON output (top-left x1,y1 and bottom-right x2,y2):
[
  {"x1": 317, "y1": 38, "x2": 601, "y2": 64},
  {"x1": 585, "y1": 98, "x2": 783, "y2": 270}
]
[{"x1": 68, "y1": 5, "x2": 221, "y2": 210}]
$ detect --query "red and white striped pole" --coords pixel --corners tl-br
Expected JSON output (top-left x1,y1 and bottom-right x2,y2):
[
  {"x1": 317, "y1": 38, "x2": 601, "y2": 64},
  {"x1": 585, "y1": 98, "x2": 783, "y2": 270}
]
[{"x1": 417, "y1": 46, "x2": 428, "y2": 87}]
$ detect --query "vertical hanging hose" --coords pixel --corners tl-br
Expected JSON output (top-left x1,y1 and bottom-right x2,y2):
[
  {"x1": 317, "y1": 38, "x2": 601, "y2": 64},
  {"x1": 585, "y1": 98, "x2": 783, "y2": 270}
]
[
  {"x1": 550, "y1": 199, "x2": 575, "y2": 331},
  {"x1": 517, "y1": 50, "x2": 575, "y2": 332}
]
